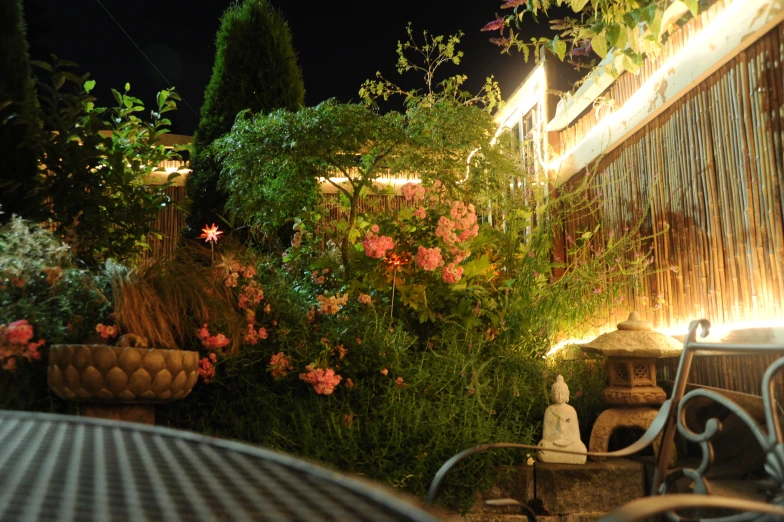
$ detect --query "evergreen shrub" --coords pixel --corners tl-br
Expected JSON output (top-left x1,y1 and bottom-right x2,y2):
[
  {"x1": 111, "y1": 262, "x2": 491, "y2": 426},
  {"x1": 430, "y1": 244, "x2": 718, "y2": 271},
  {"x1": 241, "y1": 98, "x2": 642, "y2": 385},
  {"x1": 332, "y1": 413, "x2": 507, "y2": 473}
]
[
  {"x1": 186, "y1": 0, "x2": 305, "y2": 235},
  {"x1": 0, "y1": 0, "x2": 40, "y2": 220}
]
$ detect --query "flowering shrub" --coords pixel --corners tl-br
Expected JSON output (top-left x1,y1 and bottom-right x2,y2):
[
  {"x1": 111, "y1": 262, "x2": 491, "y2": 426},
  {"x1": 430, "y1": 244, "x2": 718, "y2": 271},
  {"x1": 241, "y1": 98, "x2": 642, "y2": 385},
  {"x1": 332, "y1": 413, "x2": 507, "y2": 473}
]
[{"x1": 0, "y1": 320, "x2": 44, "y2": 372}]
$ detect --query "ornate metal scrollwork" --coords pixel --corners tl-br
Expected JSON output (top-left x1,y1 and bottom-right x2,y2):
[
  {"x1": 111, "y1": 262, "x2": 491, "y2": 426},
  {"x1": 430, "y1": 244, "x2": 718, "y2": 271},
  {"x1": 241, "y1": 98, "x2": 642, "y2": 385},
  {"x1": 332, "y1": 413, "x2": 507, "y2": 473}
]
[{"x1": 658, "y1": 323, "x2": 784, "y2": 522}]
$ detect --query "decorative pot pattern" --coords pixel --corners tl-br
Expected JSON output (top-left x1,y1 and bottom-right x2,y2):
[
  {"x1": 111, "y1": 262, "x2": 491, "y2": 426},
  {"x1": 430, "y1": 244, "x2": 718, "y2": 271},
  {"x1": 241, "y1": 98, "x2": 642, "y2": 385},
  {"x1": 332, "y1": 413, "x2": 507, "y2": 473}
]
[{"x1": 48, "y1": 344, "x2": 199, "y2": 402}]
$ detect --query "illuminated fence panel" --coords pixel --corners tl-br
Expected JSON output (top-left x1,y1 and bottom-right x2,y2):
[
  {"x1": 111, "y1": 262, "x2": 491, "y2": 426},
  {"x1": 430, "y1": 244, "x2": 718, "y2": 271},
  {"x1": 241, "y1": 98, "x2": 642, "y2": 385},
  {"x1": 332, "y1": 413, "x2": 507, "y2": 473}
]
[
  {"x1": 144, "y1": 185, "x2": 186, "y2": 260},
  {"x1": 558, "y1": 0, "x2": 730, "y2": 152},
  {"x1": 560, "y1": 21, "x2": 784, "y2": 332}
]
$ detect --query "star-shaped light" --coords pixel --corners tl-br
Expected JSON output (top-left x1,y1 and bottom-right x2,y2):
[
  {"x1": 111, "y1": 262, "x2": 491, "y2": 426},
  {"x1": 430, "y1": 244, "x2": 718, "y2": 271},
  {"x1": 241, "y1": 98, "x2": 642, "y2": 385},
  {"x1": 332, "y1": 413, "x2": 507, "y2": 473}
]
[{"x1": 200, "y1": 223, "x2": 223, "y2": 244}]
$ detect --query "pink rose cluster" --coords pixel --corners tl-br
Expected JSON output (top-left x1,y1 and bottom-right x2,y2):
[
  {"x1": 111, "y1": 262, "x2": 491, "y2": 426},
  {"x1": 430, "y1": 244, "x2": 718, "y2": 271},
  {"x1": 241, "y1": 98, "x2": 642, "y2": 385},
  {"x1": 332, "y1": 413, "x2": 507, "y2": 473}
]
[
  {"x1": 268, "y1": 351, "x2": 293, "y2": 379},
  {"x1": 95, "y1": 323, "x2": 118, "y2": 340},
  {"x1": 401, "y1": 182, "x2": 427, "y2": 203},
  {"x1": 415, "y1": 246, "x2": 444, "y2": 271},
  {"x1": 299, "y1": 364, "x2": 342, "y2": 395},
  {"x1": 0, "y1": 320, "x2": 44, "y2": 372},
  {"x1": 436, "y1": 200, "x2": 479, "y2": 246},
  {"x1": 357, "y1": 293, "x2": 373, "y2": 306},
  {"x1": 195, "y1": 324, "x2": 231, "y2": 350},
  {"x1": 198, "y1": 353, "x2": 217, "y2": 383},
  {"x1": 362, "y1": 225, "x2": 395, "y2": 259},
  {"x1": 442, "y1": 263, "x2": 464, "y2": 284}
]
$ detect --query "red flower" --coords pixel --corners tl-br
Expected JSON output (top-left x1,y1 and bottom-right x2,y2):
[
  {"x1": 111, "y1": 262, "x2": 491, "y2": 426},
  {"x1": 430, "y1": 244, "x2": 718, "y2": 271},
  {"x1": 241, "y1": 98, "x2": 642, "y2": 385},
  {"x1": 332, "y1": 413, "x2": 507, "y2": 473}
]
[{"x1": 199, "y1": 223, "x2": 223, "y2": 244}]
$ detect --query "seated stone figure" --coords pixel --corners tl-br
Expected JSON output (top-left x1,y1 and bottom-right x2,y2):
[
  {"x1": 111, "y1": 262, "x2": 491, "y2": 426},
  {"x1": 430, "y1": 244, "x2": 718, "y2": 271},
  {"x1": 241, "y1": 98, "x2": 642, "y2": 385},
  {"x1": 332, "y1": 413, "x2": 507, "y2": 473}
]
[{"x1": 537, "y1": 374, "x2": 587, "y2": 464}]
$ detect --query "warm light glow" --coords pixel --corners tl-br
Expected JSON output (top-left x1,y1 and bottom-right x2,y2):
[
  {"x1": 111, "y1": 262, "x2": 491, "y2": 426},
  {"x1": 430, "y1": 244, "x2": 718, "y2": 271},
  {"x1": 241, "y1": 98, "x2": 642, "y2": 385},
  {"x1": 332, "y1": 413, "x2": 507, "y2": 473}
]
[
  {"x1": 319, "y1": 177, "x2": 421, "y2": 185},
  {"x1": 545, "y1": 318, "x2": 784, "y2": 358},
  {"x1": 544, "y1": 0, "x2": 782, "y2": 180},
  {"x1": 545, "y1": 338, "x2": 593, "y2": 358},
  {"x1": 657, "y1": 319, "x2": 784, "y2": 341}
]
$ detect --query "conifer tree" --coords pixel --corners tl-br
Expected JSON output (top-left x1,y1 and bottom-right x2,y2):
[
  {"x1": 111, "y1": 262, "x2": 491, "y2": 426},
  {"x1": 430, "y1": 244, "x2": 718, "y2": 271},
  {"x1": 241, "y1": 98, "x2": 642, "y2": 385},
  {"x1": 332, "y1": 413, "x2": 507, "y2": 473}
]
[
  {"x1": 186, "y1": 0, "x2": 305, "y2": 235},
  {"x1": 0, "y1": 0, "x2": 40, "y2": 220}
]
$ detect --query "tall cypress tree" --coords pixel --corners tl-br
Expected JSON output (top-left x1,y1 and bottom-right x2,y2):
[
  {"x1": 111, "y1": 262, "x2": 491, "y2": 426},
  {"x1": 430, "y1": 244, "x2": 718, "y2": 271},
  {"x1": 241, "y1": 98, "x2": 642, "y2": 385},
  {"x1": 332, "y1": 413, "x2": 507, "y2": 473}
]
[
  {"x1": 0, "y1": 0, "x2": 40, "y2": 220},
  {"x1": 186, "y1": 0, "x2": 305, "y2": 235}
]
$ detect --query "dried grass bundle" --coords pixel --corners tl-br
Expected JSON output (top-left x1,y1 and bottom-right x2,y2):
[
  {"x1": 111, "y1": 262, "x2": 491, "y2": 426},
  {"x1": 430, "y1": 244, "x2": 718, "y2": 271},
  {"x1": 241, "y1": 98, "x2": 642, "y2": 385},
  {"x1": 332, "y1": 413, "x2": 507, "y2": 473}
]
[{"x1": 108, "y1": 242, "x2": 246, "y2": 352}]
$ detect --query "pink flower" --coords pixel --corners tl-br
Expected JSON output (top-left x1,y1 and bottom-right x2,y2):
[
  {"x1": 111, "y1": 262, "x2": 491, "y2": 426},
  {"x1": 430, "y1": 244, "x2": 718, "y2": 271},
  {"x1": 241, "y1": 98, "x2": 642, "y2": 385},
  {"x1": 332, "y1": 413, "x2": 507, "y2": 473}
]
[
  {"x1": 401, "y1": 182, "x2": 426, "y2": 203},
  {"x1": 413, "y1": 206, "x2": 427, "y2": 219},
  {"x1": 358, "y1": 293, "x2": 373, "y2": 305},
  {"x1": 442, "y1": 263, "x2": 464, "y2": 284},
  {"x1": 198, "y1": 356, "x2": 216, "y2": 383},
  {"x1": 95, "y1": 323, "x2": 118, "y2": 340},
  {"x1": 196, "y1": 325, "x2": 231, "y2": 350},
  {"x1": 415, "y1": 246, "x2": 444, "y2": 271},
  {"x1": 395, "y1": 376, "x2": 407, "y2": 389},
  {"x1": 7, "y1": 320, "x2": 34, "y2": 345},
  {"x1": 299, "y1": 365, "x2": 342, "y2": 395},
  {"x1": 269, "y1": 352, "x2": 293, "y2": 379},
  {"x1": 362, "y1": 230, "x2": 395, "y2": 259}
]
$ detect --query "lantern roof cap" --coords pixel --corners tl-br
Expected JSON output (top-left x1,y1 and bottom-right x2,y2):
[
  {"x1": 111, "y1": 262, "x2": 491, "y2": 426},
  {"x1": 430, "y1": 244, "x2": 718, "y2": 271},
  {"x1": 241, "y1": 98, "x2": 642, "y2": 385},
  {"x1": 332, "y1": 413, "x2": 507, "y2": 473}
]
[{"x1": 581, "y1": 311, "x2": 683, "y2": 358}]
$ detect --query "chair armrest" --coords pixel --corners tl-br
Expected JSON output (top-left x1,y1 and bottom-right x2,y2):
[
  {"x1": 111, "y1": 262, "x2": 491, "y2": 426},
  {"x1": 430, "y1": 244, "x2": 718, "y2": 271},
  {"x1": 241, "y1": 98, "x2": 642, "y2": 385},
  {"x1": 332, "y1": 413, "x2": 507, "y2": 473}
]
[{"x1": 597, "y1": 494, "x2": 784, "y2": 522}]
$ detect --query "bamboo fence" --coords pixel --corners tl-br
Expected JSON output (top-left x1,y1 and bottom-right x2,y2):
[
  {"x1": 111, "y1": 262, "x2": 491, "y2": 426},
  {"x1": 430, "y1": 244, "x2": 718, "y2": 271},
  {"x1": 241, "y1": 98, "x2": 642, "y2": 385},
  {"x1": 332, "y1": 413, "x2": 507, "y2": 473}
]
[
  {"x1": 559, "y1": 0, "x2": 731, "y2": 152},
  {"x1": 559, "y1": 20, "x2": 784, "y2": 333},
  {"x1": 657, "y1": 352, "x2": 784, "y2": 398},
  {"x1": 145, "y1": 186, "x2": 186, "y2": 259}
]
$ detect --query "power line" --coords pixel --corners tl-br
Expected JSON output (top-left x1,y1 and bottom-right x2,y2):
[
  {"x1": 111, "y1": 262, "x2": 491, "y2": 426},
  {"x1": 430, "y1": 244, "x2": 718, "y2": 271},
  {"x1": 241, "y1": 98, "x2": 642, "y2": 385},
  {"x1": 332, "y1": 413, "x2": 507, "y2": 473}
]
[{"x1": 94, "y1": 0, "x2": 200, "y2": 118}]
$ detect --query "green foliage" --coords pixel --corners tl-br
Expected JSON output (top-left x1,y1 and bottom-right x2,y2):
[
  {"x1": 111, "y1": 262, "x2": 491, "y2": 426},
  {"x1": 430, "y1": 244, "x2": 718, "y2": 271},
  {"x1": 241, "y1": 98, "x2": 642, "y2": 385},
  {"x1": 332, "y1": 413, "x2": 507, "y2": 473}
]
[
  {"x1": 31, "y1": 58, "x2": 185, "y2": 266},
  {"x1": 360, "y1": 24, "x2": 502, "y2": 112},
  {"x1": 0, "y1": 0, "x2": 41, "y2": 220},
  {"x1": 0, "y1": 217, "x2": 113, "y2": 345},
  {"x1": 0, "y1": 217, "x2": 112, "y2": 411},
  {"x1": 484, "y1": 0, "x2": 694, "y2": 74},
  {"x1": 217, "y1": 29, "x2": 516, "y2": 268},
  {"x1": 159, "y1": 263, "x2": 551, "y2": 508},
  {"x1": 215, "y1": 101, "x2": 406, "y2": 265},
  {"x1": 186, "y1": 0, "x2": 305, "y2": 236}
]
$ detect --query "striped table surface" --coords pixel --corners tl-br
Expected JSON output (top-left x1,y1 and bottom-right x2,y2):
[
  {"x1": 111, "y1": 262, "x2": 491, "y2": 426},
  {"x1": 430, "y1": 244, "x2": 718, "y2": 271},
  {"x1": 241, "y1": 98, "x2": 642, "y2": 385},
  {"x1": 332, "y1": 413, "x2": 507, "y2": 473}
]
[{"x1": 0, "y1": 411, "x2": 442, "y2": 522}]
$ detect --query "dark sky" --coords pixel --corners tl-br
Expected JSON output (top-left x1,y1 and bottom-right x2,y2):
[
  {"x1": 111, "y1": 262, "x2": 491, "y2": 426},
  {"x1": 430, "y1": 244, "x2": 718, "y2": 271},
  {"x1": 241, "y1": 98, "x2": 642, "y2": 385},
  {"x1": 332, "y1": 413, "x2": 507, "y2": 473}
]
[{"x1": 23, "y1": 0, "x2": 565, "y2": 136}]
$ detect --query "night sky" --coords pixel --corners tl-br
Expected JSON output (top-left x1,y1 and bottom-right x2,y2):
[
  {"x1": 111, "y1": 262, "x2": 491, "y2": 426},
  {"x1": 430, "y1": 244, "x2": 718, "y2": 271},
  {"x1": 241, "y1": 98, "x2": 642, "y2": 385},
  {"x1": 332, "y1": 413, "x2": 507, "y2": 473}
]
[{"x1": 23, "y1": 0, "x2": 568, "y2": 136}]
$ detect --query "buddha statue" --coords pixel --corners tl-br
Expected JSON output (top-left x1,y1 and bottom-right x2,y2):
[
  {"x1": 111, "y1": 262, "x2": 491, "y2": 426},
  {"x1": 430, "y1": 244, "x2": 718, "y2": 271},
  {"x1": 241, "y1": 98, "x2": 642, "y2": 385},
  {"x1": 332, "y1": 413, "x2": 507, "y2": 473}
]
[{"x1": 537, "y1": 375, "x2": 587, "y2": 464}]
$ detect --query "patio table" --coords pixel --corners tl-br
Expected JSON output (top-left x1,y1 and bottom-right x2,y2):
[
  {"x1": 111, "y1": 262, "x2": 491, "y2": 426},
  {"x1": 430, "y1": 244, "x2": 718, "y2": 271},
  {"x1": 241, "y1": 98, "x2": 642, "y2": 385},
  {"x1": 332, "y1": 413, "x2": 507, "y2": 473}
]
[{"x1": 0, "y1": 410, "x2": 442, "y2": 522}]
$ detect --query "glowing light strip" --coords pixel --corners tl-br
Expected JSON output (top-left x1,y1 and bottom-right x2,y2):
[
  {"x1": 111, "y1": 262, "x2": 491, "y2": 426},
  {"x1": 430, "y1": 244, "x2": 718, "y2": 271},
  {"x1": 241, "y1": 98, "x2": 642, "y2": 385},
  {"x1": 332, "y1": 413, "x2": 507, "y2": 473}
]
[
  {"x1": 546, "y1": 318, "x2": 784, "y2": 357},
  {"x1": 319, "y1": 177, "x2": 421, "y2": 185},
  {"x1": 544, "y1": 0, "x2": 784, "y2": 182}
]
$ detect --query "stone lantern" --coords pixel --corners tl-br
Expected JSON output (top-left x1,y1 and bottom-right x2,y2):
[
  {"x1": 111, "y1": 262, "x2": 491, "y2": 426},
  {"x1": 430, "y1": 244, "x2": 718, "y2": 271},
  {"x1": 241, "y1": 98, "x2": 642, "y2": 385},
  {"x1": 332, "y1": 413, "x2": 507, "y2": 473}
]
[{"x1": 582, "y1": 311, "x2": 682, "y2": 461}]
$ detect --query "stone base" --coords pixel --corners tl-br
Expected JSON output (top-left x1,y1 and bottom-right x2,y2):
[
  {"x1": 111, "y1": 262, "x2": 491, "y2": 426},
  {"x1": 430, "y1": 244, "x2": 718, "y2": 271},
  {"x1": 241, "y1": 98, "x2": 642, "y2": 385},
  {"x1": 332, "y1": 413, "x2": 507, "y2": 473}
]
[
  {"x1": 80, "y1": 403, "x2": 155, "y2": 424},
  {"x1": 468, "y1": 459, "x2": 645, "y2": 521},
  {"x1": 588, "y1": 407, "x2": 676, "y2": 467},
  {"x1": 535, "y1": 459, "x2": 644, "y2": 515}
]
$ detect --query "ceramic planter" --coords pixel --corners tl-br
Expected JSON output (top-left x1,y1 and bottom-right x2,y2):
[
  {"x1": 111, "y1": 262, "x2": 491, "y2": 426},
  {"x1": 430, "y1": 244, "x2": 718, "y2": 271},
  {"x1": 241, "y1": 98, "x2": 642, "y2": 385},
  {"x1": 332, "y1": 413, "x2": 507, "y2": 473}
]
[{"x1": 47, "y1": 335, "x2": 199, "y2": 424}]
